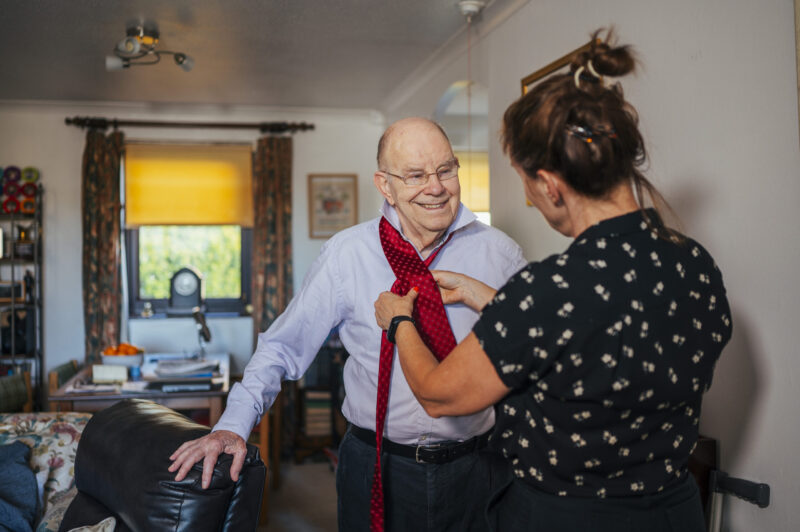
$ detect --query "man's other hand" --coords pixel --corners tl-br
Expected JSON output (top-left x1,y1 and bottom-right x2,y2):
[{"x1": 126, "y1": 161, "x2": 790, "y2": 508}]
[{"x1": 168, "y1": 430, "x2": 247, "y2": 489}]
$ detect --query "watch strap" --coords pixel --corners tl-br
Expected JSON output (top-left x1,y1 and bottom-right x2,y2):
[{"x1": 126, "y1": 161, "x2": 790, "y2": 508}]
[{"x1": 387, "y1": 315, "x2": 415, "y2": 344}]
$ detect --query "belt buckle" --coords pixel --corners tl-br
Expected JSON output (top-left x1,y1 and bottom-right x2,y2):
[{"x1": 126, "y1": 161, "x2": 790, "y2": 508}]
[{"x1": 415, "y1": 443, "x2": 440, "y2": 464}]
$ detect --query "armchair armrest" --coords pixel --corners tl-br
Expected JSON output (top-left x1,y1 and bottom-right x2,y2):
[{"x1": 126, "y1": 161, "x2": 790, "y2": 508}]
[{"x1": 59, "y1": 399, "x2": 265, "y2": 531}]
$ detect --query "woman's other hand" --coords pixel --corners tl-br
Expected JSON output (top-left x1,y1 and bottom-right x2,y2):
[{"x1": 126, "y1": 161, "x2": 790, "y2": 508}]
[
  {"x1": 374, "y1": 287, "x2": 419, "y2": 329},
  {"x1": 432, "y1": 270, "x2": 497, "y2": 312}
]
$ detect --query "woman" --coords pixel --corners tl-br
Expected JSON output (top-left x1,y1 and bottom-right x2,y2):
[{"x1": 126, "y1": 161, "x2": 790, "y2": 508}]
[{"x1": 374, "y1": 30, "x2": 731, "y2": 531}]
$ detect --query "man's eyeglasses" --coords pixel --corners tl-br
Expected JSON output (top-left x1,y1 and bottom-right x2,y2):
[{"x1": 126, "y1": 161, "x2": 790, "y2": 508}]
[{"x1": 381, "y1": 159, "x2": 460, "y2": 186}]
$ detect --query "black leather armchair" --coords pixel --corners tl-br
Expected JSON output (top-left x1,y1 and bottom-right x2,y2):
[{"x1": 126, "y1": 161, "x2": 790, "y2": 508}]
[{"x1": 59, "y1": 399, "x2": 265, "y2": 532}]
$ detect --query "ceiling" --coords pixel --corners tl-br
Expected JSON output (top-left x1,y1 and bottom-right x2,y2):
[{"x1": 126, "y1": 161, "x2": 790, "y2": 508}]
[{"x1": 0, "y1": 0, "x2": 508, "y2": 111}]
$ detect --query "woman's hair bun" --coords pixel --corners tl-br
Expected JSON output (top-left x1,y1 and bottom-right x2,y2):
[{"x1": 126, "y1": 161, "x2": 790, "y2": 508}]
[{"x1": 574, "y1": 28, "x2": 636, "y2": 79}]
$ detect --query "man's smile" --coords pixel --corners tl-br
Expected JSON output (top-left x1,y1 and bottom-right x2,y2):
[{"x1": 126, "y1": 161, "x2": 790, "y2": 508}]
[{"x1": 416, "y1": 201, "x2": 448, "y2": 210}]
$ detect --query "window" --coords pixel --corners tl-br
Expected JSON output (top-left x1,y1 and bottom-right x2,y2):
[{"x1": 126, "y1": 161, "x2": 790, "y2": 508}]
[
  {"x1": 434, "y1": 81, "x2": 492, "y2": 224},
  {"x1": 124, "y1": 143, "x2": 253, "y2": 316},
  {"x1": 454, "y1": 150, "x2": 490, "y2": 225}
]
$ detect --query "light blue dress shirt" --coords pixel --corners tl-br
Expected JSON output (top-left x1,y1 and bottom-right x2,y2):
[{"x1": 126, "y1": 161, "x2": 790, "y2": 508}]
[{"x1": 214, "y1": 202, "x2": 527, "y2": 445}]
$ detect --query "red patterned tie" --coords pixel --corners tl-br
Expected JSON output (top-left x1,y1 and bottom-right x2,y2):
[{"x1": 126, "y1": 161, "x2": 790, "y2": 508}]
[{"x1": 370, "y1": 217, "x2": 457, "y2": 532}]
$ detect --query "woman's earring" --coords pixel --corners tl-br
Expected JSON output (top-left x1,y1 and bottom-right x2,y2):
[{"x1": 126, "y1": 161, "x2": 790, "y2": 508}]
[{"x1": 526, "y1": 199, "x2": 533, "y2": 207}]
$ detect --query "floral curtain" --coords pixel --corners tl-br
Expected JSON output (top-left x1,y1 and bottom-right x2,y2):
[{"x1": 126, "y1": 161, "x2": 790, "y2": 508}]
[
  {"x1": 81, "y1": 129, "x2": 123, "y2": 363},
  {"x1": 252, "y1": 136, "x2": 293, "y2": 341}
]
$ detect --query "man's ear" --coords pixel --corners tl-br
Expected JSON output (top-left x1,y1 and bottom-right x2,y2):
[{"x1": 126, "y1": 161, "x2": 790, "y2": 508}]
[
  {"x1": 374, "y1": 171, "x2": 395, "y2": 205},
  {"x1": 535, "y1": 169, "x2": 564, "y2": 207}
]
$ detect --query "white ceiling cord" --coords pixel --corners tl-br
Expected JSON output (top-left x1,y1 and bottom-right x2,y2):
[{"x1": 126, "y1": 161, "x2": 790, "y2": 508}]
[{"x1": 457, "y1": 0, "x2": 486, "y2": 187}]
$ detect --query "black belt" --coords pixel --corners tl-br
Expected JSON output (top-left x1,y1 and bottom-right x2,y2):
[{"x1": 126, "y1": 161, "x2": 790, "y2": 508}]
[{"x1": 349, "y1": 425, "x2": 490, "y2": 465}]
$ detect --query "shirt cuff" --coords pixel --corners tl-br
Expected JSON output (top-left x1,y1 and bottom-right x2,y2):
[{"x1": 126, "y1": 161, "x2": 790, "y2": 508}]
[
  {"x1": 212, "y1": 408, "x2": 260, "y2": 442},
  {"x1": 211, "y1": 383, "x2": 269, "y2": 441}
]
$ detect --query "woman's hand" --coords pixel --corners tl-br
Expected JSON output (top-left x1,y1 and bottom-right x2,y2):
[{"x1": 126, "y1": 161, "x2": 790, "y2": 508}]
[
  {"x1": 432, "y1": 270, "x2": 497, "y2": 312},
  {"x1": 374, "y1": 287, "x2": 419, "y2": 330}
]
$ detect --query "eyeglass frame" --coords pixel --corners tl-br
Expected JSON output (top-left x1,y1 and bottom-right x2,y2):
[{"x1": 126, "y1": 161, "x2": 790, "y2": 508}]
[{"x1": 380, "y1": 158, "x2": 460, "y2": 186}]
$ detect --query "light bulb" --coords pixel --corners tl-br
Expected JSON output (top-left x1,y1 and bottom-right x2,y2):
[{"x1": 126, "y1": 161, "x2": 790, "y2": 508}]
[
  {"x1": 105, "y1": 55, "x2": 127, "y2": 71},
  {"x1": 174, "y1": 53, "x2": 194, "y2": 72},
  {"x1": 116, "y1": 36, "x2": 141, "y2": 55}
]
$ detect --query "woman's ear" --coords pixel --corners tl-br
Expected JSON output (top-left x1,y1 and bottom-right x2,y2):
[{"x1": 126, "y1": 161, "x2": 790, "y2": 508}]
[{"x1": 535, "y1": 169, "x2": 564, "y2": 207}]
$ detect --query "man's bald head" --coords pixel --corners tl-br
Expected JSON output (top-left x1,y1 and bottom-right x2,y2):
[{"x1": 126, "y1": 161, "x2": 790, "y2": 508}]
[{"x1": 376, "y1": 117, "x2": 451, "y2": 170}]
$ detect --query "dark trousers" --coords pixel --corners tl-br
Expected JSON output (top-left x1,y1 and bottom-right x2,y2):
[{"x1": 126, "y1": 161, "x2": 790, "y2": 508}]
[
  {"x1": 336, "y1": 427, "x2": 500, "y2": 532},
  {"x1": 487, "y1": 472, "x2": 706, "y2": 532}
]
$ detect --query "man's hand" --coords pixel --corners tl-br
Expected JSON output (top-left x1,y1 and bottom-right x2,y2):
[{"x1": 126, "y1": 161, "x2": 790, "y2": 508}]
[
  {"x1": 168, "y1": 430, "x2": 247, "y2": 489},
  {"x1": 432, "y1": 270, "x2": 496, "y2": 311},
  {"x1": 374, "y1": 287, "x2": 418, "y2": 330}
]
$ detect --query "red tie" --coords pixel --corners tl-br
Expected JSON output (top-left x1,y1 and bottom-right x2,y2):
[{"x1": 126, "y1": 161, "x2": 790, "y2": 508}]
[{"x1": 370, "y1": 217, "x2": 457, "y2": 532}]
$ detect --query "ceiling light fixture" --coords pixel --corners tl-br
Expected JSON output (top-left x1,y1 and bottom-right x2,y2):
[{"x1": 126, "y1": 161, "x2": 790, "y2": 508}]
[
  {"x1": 457, "y1": 0, "x2": 486, "y2": 23},
  {"x1": 105, "y1": 21, "x2": 194, "y2": 72}
]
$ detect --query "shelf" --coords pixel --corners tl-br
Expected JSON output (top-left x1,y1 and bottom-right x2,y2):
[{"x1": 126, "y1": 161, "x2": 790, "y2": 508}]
[
  {"x1": 0, "y1": 303, "x2": 36, "y2": 311},
  {"x1": 0, "y1": 213, "x2": 36, "y2": 222},
  {"x1": 0, "y1": 190, "x2": 43, "y2": 408},
  {"x1": 0, "y1": 258, "x2": 36, "y2": 265}
]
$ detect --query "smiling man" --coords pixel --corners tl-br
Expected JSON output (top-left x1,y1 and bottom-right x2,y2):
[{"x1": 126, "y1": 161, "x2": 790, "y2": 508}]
[{"x1": 169, "y1": 117, "x2": 526, "y2": 531}]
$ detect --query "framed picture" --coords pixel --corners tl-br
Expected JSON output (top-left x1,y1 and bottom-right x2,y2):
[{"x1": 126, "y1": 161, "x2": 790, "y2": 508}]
[
  {"x1": 308, "y1": 174, "x2": 358, "y2": 239},
  {"x1": 521, "y1": 39, "x2": 600, "y2": 95}
]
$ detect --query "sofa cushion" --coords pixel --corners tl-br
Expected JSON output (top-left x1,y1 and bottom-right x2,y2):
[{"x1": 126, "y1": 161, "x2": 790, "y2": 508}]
[
  {"x1": 60, "y1": 399, "x2": 265, "y2": 532},
  {"x1": 0, "y1": 373, "x2": 30, "y2": 412},
  {"x1": 0, "y1": 412, "x2": 92, "y2": 517},
  {"x1": 0, "y1": 441, "x2": 38, "y2": 531},
  {"x1": 36, "y1": 486, "x2": 77, "y2": 532}
]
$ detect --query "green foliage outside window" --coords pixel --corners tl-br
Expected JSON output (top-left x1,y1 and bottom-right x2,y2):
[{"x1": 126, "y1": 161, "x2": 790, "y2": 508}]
[{"x1": 138, "y1": 226, "x2": 242, "y2": 299}]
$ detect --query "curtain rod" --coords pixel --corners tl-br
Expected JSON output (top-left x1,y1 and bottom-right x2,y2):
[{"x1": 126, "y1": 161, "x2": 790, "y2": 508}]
[{"x1": 64, "y1": 116, "x2": 315, "y2": 134}]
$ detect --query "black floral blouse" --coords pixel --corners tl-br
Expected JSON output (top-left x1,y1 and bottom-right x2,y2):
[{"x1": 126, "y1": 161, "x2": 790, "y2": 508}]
[{"x1": 473, "y1": 209, "x2": 732, "y2": 498}]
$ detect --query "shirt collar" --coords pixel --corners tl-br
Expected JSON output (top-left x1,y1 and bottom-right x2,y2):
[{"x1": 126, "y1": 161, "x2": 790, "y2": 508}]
[
  {"x1": 573, "y1": 208, "x2": 663, "y2": 243},
  {"x1": 379, "y1": 200, "x2": 477, "y2": 253}
]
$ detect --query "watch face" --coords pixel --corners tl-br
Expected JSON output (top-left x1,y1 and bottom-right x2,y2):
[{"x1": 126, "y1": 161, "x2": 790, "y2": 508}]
[{"x1": 174, "y1": 271, "x2": 199, "y2": 296}]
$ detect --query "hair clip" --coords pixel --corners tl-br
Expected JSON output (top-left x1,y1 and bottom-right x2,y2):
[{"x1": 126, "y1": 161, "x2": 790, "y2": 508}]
[
  {"x1": 566, "y1": 124, "x2": 595, "y2": 143},
  {"x1": 573, "y1": 60, "x2": 604, "y2": 89},
  {"x1": 566, "y1": 123, "x2": 617, "y2": 143},
  {"x1": 586, "y1": 60, "x2": 601, "y2": 79},
  {"x1": 573, "y1": 67, "x2": 585, "y2": 89}
]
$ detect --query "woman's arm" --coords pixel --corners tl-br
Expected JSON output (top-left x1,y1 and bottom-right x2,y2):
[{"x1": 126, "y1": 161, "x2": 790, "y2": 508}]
[{"x1": 375, "y1": 289, "x2": 510, "y2": 417}]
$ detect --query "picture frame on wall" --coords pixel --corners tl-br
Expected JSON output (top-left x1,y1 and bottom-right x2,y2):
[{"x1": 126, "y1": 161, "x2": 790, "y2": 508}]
[
  {"x1": 308, "y1": 174, "x2": 358, "y2": 239},
  {"x1": 520, "y1": 39, "x2": 599, "y2": 95}
]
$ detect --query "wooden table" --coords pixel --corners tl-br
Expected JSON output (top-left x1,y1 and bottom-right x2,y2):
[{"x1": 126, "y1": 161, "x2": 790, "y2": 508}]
[{"x1": 49, "y1": 353, "x2": 230, "y2": 426}]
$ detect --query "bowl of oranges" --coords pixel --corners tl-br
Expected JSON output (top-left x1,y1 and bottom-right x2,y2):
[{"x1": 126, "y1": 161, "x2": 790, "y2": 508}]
[{"x1": 101, "y1": 343, "x2": 144, "y2": 367}]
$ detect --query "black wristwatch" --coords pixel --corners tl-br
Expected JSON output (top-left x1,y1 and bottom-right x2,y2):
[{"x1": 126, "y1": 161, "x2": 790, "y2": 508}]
[{"x1": 387, "y1": 315, "x2": 415, "y2": 344}]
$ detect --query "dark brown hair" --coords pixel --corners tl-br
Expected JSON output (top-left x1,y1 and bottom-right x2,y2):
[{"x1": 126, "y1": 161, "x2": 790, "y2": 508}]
[{"x1": 502, "y1": 29, "x2": 680, "y2": 238}]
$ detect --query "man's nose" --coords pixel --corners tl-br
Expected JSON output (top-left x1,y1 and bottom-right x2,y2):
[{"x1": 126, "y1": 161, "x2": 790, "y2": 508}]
[{"x1": 423, "y1": 173, "x2": 445, "y2": 194}]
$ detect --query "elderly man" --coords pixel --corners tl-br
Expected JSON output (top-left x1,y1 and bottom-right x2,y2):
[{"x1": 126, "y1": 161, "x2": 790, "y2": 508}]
[{"x1": 169, "y1": 117, "x2": 526, "y2": 531}]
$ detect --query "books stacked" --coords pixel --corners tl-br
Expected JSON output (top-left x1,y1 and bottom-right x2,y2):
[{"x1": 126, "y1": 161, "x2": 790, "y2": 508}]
[
  {"x1": 155, "y1": 358, "x2": 219, "y2": 377},
  {"x1": 304, "y1": 389, "x2": 332, "y2": 437},
  {"x1": 149, "y1": 358, "x2": 221, "y2": 392}
]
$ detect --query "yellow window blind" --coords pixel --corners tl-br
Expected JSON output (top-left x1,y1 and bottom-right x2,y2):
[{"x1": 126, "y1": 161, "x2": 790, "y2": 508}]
[
  {"x1": 454, "y1": 151, "x2": 489, "y2": 213},
  {"x1": 125, "y1": 143, "x2": 253, "y2": 227}
]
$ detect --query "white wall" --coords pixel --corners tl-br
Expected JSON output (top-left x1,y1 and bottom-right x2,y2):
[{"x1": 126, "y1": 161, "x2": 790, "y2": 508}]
[
  {"x1": 384, "y1": 0, "x2": 800, "y2": 530},
  {"x1": 0, "y1": 101, "x2": 385, "y2": 375}
]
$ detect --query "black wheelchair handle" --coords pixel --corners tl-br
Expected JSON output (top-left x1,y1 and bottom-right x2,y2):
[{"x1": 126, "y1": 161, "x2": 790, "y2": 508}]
[{"x1": 710, "y1": 470, "x2": 770, "y2": 508}]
